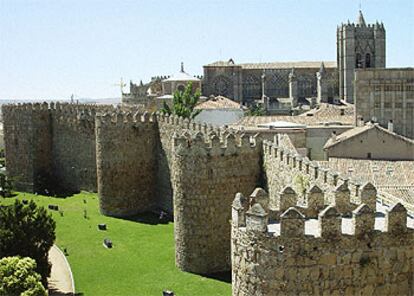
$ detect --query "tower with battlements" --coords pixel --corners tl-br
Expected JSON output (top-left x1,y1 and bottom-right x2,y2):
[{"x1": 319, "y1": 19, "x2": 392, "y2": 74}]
[{"x1": 337, "y1": 10, "x2": 386, "y2": 103}]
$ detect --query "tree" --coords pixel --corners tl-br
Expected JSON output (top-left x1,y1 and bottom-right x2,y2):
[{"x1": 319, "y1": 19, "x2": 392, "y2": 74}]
[
  {"x1": 0, "y1": 200, "x2": 56, "y2": 286},
  {"x1": 0, "y1": 256, "x2": 47, "y2": 296},
  {"x1": 0, "y1": 172, "x2": 14, "y2": 197},
  {"x1": 161, "y1": 82, "x2": 202, "y2": 119},
  {"x1": 245, "y1": 103, "x2": 265, "y2": 116}
]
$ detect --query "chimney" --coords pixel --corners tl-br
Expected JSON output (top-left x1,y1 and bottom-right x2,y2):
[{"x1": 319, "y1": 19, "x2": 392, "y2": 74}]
[{"x1": 388, "y1": 120, "x2": 394, "y2": 132}]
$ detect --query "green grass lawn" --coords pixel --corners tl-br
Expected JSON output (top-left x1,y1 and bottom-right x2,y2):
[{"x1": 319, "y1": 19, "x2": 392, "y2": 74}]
[{"x1": 0, "y1": 192, "x2": 231, "y2": 296}]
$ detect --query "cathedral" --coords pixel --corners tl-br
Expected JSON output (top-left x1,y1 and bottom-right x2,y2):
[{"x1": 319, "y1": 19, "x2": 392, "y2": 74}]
[
  {"x1": 202, "y1": 10, "x2": 386, "y2": 106},
  {"x1": 123, "y1": 10, "x2": 387, "y2": 114}
]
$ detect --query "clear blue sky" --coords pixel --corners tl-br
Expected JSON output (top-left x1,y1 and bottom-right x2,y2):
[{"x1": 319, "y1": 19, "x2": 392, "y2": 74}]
[{"x1": 0, "y1": 0, "x2": 413, "y2": 100}]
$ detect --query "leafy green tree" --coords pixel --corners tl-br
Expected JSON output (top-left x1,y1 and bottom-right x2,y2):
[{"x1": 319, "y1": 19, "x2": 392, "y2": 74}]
[
  {"x1": 0, "y1": 172, "x2": 14, "y2": 197},
  {"x1": 245, "y1": 103, "x2": 266, "y2": 116},
  {"x1": 0, "y1": 256, "x2": 47, "y2": 296},
  {"x1": 0, "y1": 200, "x2": 56, "y2": 286},
  {"x1": 161, "y1": 82, "x2": 201, "y2": 119}
]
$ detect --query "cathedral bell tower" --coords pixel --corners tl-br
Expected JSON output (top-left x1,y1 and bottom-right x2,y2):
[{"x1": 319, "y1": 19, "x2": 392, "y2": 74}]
[{"x1": 337, "y1": 10, "x2": 386, "y2": 103}]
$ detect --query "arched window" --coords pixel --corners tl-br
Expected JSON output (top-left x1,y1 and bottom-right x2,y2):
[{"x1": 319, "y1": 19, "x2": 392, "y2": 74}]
[
  {"x1": 177, "y1": 84, "x2": 185, "y2": 93},
  {"x1": 356, "y1": 53, "x2": 362, "y2": 68},
  {"x1": 365, "y1": 53, "x2": 371, "y2": 68}
]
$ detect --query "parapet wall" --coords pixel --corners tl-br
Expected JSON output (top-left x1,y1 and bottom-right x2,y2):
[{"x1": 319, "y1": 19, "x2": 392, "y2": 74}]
[
  {"x1": 231, "y1": 188, "x2": 414, "y2": 296},
  {"x1": 172, "y1": 131, "x2": 262, "y2": 274},
  {"x1": 96, "y1": 111, "x2": 158, "y2": 217},
  {"x1": 263, "y1": 138, "x2": 377, "y2": 213}
]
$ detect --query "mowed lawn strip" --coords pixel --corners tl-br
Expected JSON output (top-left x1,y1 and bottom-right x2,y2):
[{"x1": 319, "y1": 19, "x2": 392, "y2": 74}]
[{"x1": 0, "y1": 192, "x2": 231, "y2": 296}]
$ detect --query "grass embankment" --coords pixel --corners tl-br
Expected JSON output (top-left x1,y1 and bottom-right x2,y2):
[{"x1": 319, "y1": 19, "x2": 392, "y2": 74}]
[{"x1": 0, "y1": 192, "x2": 231, "y2": 296}]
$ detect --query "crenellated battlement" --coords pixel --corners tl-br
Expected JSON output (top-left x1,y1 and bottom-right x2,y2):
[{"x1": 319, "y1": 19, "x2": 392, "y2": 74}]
[
  {"x1": 95, "y1": 110, "x2": 157, "y2": 128},
  {"x1": 263, "y1": 139, "x2": 377, "y2": 213},
  {"x1": 232, "y1": 188, "x2": 414, "y2": 296},
  {"x1": 233, "y1": 188, "x2": 411, "y2": 238},
  {"x1": 172, "y1": 131, "x2": 260, "y2": 157}
]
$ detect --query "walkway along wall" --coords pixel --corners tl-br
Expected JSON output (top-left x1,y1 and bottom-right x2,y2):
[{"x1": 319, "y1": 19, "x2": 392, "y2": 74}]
[{"x1": 231, "y1": 188, "x2": 414, "y2": 296}]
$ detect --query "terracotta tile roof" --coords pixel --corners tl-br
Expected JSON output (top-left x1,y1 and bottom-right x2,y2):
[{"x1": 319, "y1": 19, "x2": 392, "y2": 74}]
[
  {"x1": 195, "y1": 96, "x2": 243, "y2": 110},
  {"x1": 317, "y1": 158, "x2": 414, "y2": 211},
  {"x1": 233, "y1": 103, "x2": 354, "y2": 128},
  {"x1": 324, "y1": 122, "x2": 414, "y2": 149}
]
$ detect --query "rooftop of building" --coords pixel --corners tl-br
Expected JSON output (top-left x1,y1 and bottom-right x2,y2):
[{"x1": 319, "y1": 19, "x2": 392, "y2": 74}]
[
  {"x1": 317, "y1": 157, "x2": 414, "y2": 212},
  {"x1": 194, "y1": 95, "x2": 244, "y2": 110},
  {"x1": 163, "y1": 62, "x2": 200, "y2": 82},
  {"x1": 324, "y1": 122, "x2": 414, "y2": 150},
  {"x1": 339, "y1": 10, "x2": 385, "y2": 29},
  {"x1": 232, "y1": 103, "x2": 354, "y2": 129},
  {"x1": 205, "y1": 59, "x2": 337, "y2": 69}
]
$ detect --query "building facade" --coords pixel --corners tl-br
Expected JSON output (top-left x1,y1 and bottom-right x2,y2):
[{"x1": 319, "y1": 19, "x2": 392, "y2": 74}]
[
  {"x1": 355, "y1": 68, "x2": 414, "y2": 139},
  {"x1": 202, "y1": 11, "x2": 386, "y2": 108},
  {"x1": 122, "y1": 63, "x2": 201, "y2": 107},
  {"x1": 202, "y1": 60, "x2": 338, "y2": 106}
]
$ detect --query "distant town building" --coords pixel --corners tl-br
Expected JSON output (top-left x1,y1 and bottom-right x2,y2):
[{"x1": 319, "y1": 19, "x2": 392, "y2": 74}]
[
  {"x1": 194, "y1": 95, "x2": 245, "y2": 126},
  {"x1": 122, "y1": 63, "x2": 202, "y2": 109},
  {"x1": 354, "y1": 68, "x2": 414, "y2": 139},
  {"x1": 324, "y1": 122, "x2": 414, "y2": 160}
]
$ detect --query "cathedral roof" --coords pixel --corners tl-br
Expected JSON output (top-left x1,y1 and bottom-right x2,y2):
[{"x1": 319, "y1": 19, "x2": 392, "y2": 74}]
[
  {"x1": 205, "y1": 60, "x2": 337, "y2": 69},
  {"x1": 357, "y1": 10, "x2": 367, "y2": 26},
  {"x1": 163, "y1": 62, "x2": 200, "y2": 82}
]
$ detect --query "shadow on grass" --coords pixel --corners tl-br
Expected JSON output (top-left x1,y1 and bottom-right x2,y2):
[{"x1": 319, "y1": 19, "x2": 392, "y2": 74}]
[
  {"x1": 117, "y1": 212, "x2": 172, "y2": 225},
  {"x1": 0, "y1": 192, "x2": 18, "y2": 198},
  {"x1": 48, "y1": 288, "x2": 83, "y2": 296},
  {"x1": 202, "y1": 271, "x2": 232, "y2": 283}
]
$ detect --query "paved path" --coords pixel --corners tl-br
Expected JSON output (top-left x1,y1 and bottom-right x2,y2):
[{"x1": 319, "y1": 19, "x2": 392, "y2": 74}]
[{"x1": 48, "y1": 245, "x2": 75, "y2": 296}]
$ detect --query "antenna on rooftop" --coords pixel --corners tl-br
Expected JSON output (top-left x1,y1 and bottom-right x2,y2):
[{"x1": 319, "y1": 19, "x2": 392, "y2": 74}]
[{"x1": 113, "y1": 78, "x2": 126, "y2": 94}]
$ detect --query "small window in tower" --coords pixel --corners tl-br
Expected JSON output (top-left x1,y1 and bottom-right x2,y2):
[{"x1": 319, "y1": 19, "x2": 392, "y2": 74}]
[
  {"x1": 356, "y1": 53, "x2": 362, "y2": 68},
  {"x1": 365, "y1": 53, "x2": 371, "y2": 68},
  {"x1": 367, "y1": 153, "x2": 372, "y2": 159}
]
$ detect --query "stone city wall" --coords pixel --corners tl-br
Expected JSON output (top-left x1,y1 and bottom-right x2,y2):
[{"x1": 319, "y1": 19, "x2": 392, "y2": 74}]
[
  {"x1": 263, "y1": 138, "x2": 377, "y2": 212},
  {"x1": 2, "y1": 103, "x2": 52, "y2": 192},
  {"x1": 156, "y1": 113, "x2": 213, "y2": 212},
  {"x1": 96, "y1": 111, "x2": 158, "y2": 217},
  {"x1": 2, "y1": 102, "x2": 115, "y2": 194},
  {"x1": 50, "y1": 103, "x2": 103, "y2": 193},
  {"x1": 231, "y1": 188, "x2": 414, "y2": 296},
  {"x1": 171, "y1": 131, "x2": 262, "y2": 274}
]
